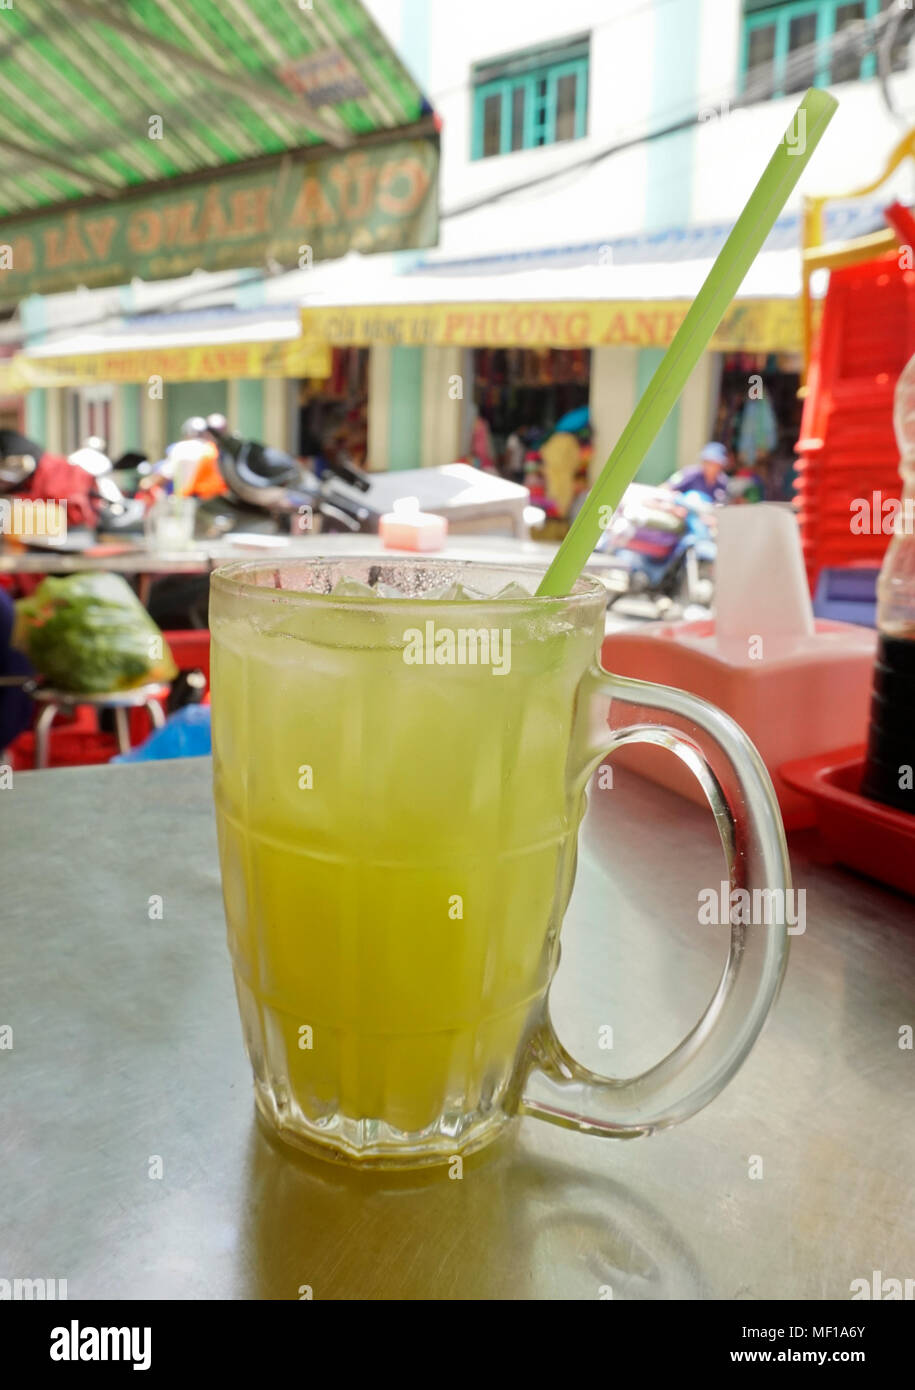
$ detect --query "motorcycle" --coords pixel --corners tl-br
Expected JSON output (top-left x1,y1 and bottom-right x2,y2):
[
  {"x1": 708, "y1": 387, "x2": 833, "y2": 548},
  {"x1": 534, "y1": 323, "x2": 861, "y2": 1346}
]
[
  {"x1": 68, "y1": 438, "x2": 149, "y2": 537},
  {"x1": 139, "y1": 428, "x2": 377, "y2": 628},
  {"x1": 203, "y1": 426, "x2": 532, "y2": 541},
  {"x1": 591, "y1": 483, "x2": 717, "y2": 614},
  {"x1": 201, "y1": 425, "x2": 373, "y2": 537}
]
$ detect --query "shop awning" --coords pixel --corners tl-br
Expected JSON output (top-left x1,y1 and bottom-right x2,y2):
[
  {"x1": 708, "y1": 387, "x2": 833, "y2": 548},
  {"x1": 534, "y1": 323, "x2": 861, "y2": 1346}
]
[
  {"x1": 0, "y1": 0, "x2": 438, "y2": 300},
  {"x1": 0, "y1": 311, "x2": 330, "y2": 391},
  {"x1": 296, "y1": 249, "x2": 808, "y2": 353}
]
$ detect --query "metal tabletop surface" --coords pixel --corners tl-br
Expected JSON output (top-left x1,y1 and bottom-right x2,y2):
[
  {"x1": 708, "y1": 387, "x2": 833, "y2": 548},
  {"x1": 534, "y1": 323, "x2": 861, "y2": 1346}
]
[
  {"x1": 0, "y1": 533, "x2": 369, "y2": 577},
  {"x1": 1, "y1": 757, "x2": 912, "y2": 1300},
  {"x1": 0, "y1": 531, "x2": 555, "y2": 577}
]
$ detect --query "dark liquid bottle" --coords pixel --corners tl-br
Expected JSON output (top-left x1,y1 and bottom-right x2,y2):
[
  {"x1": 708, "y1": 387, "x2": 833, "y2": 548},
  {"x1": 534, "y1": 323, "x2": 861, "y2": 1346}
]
[
  {"x1": 861, "y1": 626, "x2": 915, "y2": 813},
  {"x1": 862, "y1": 368, "x2": 915, "y2": 815}
]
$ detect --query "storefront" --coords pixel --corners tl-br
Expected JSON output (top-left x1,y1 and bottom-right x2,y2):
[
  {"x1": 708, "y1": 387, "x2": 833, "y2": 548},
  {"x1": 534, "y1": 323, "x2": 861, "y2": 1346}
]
[
  {"x1": 713, "y1": 351, "x2": 804, "y2": 501},
  {"x1": 0, "y1": 0, "x2": 440, "y2": 470},
  {"x1": 0, "y1": 333, "x2": 331, "y2": 464},
  {"x1": 298, "y1": 346, "x2": 370, "y2": 467},
  {"x1": 463, "y1": 347, "x2": 591, "y2": 524},
  {"x1": 469, "y1": 347, "x2": 590, "y2": 469},
  {"x1": 297, "y1": 286, "x2": 807, "y2": 515}
]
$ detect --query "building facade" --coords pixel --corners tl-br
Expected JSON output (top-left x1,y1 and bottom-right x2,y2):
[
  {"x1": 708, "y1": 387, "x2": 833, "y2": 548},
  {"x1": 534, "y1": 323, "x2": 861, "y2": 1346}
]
[
  {"x1": 20, "y1": 0, "x2": 915, "y2": 485},
  {"x1": 358, "y1": 0, "x2": 915, "y2": 483}
]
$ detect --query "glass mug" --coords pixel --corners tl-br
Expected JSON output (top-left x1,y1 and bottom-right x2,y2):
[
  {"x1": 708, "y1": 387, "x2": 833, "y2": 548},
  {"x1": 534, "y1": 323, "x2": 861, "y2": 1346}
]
[
  {"x1": 145, "y1": 493, "x2": 198, "y2": 551},
  {"x1": 210, "y1": 558, "x2": 789, "y2": 1168}
]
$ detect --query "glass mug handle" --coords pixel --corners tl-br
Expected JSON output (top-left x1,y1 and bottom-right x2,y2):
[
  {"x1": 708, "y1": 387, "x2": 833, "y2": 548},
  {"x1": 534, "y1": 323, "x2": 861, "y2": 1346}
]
[{"x1": 519, "y1": 670, "x2": 791, "y2": 1138}]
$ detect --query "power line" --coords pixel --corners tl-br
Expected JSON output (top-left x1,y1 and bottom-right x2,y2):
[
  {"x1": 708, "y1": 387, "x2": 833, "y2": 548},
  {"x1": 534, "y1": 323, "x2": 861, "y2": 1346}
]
[
  {"x1": 18, "y1": 6, "x2": 910, "y2": 342},
  {"x1": 442, "y1": 7, "x2": 907, "y2": 219},
  {"x1": 427, "y1": 1, "x2": 901, "y2": 177}
]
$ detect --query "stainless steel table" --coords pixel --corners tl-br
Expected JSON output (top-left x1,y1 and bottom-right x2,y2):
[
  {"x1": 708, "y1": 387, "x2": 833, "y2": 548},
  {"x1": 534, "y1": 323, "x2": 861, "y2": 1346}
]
[
  {"x1": 0, "y1": 534, "x2": 576, "y2": 628},
  {"x1": 0, "y1": 534, "x2": 563, "y2": 610},
  {"x1": 0, "y1": 532, "x2": 557, "y2": 580},
  {"x1": 1, "y1": 758, "x2": 912, "y2": 1300},
  {"x1": 0, "y1": 529, "x2": 558, "y2": 575},
  {"x1": 0, "y1": 534, "x2": 694, "y2": 628}
]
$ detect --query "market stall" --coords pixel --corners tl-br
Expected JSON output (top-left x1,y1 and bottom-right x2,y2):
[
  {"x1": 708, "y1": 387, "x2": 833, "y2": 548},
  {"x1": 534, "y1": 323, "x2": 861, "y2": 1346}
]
[
  {"x1": 0, "y1": 1, "x2": 439, "y2": 296},
  {"x1": 0, "y1": 0, "x2": 440, "y2": 459},
  {"x1": 292, "y1": 247, "x2": 809, "y2": 514}
]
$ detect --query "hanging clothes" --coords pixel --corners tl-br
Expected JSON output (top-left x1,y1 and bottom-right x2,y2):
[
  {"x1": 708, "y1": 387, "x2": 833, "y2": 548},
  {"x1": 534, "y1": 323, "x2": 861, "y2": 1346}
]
[{"x1": 738, "y1": 394, "x2": 777, "y2": 465}]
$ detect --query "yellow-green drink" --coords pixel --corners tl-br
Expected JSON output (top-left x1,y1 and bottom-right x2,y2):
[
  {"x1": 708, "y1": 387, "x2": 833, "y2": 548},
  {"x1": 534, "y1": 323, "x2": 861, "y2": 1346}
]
[
  {"x1": 210, "y1": 558, "x2": 603, "y2": 1163},
  {"x1": 211, "y1": 556, "x2": 791, "y2": 1167}
]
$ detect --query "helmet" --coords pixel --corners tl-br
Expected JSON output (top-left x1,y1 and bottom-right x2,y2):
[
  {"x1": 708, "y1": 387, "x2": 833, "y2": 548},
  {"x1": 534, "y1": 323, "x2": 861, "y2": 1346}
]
[
  {"x1": 181, "y1": 416, "x2": 208, "y2": 439},
  {"x1": 0, "y1": 453, "x2": 37, "y2": 487},
  {"x1": 69, "y1": 442, "x2": 111, "y2": 476},
  {"x1": 205, "y1": 412, "x2": 228, "y2": 437}
]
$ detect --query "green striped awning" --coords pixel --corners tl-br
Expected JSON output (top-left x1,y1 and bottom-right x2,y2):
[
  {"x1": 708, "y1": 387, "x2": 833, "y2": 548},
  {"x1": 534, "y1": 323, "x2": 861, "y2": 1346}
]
[
  {"x1": 0, "y1": 0, "x2": 432, "y2": 212},
  {"x1": 0, "y1": 0, "x2": 439, "y2": 295}
]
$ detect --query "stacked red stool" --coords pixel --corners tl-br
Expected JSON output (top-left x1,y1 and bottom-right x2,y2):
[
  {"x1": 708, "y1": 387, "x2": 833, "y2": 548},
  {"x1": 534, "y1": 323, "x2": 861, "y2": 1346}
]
[{"x1": 795, "y1": 251, "x2": 915, "y2": 591}]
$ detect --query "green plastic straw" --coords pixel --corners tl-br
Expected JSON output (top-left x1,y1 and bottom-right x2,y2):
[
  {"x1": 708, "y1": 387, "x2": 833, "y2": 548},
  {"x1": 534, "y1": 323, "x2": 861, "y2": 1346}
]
[{"x1": 537, "y1": 87, "x2": 838, "y2": 597}]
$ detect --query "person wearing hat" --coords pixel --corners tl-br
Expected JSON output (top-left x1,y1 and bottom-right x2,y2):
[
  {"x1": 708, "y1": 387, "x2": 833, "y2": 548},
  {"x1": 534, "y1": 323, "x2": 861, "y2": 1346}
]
[
  {"x1": 667, "y1": 441, "x2": 731, "y2": 503},
  {"x1": 0, "y1": 436, "x2": 99, "y2": 530}
]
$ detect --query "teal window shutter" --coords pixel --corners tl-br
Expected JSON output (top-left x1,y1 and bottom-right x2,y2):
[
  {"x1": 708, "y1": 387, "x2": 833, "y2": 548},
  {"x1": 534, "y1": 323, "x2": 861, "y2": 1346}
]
[
  {"x1": 472, "y1": 46, "x2": 590, "y2": 158},
  {"x1": 740, "y1": 0, "x2": 898, "y2": 97}
]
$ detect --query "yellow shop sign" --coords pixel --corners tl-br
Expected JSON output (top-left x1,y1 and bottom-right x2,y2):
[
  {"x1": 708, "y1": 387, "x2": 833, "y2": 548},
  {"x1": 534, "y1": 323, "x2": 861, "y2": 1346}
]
[
  {"x1": 300, "y1": 298, "x2": 802, "y2": 353},
  {"x1": 0, "y1": 338, "x2": 330, "y2": 392}
]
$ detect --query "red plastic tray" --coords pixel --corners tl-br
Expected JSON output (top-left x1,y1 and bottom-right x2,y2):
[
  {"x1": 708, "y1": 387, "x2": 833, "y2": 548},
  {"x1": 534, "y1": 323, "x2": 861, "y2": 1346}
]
[{"x1": 781, "y1": 746, "x2": 915, "y2": 898}]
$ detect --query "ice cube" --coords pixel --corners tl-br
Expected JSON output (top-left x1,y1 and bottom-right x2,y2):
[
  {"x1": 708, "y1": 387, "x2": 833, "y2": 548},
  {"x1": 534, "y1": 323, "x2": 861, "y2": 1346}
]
[
  {"x1": 330, "y1": 577, "x2": 377, "y2": 597},
  {"x1": 426, "y1": 580, "x2": 485, "y2": 600},
  {"x1": 328, "y1": 575, "x2": 533, "y2": 601},
  {"x1": 491, "y1": 580, "x2": 534, "y2": 600}
]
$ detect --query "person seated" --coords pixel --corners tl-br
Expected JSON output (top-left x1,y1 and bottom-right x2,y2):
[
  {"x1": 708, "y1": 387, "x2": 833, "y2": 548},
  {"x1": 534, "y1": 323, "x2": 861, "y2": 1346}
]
[
  {"x1": 140, "y1": 418, "x2": 228, "y2": 501},
  {"x1": 0, "y1": 588, "x2": 33, "y2": 758},
  {"x1": 0, "y1": 445, "x2": 99, "y2": 530},
  {"x1": 667, "y1": 441, "x2": 731, "y2": 504}
]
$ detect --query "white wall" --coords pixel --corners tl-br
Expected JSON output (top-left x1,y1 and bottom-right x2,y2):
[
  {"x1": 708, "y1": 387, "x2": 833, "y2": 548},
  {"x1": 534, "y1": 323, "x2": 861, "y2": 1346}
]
[
  {"x1": 43, "y1": 387, "x2": 67, "y2": 455},
  {"x1": 421, "y1": 346, "x2": 464, "y2": 466},
  {"x1": 140, "y1": 385, "x2": 166, "y2": 464},
  {"x1": 367, "y1": 345, "x2": 392, "y2": 470},
  {"x1": 690, "y1": 70, "x2": 915, "y2": 228},
  {"x1": 263, "y1": 377, "x2": 292, "y2": 452},
  {"x1": 365, "y1": 0, "x2": 915, "y2": 257},
  {"x1": 26, "y1": 3, "x2": 915, "y2": 346},
  {"x1": 677, "y1": 350, "x2": 719, "y2": 470},
  {"x1": 589, "y1": 346, "x2": 637, "y2": 485},
  {"x1": 368, "y1": 0, "x2": 657, "y2": 255}
]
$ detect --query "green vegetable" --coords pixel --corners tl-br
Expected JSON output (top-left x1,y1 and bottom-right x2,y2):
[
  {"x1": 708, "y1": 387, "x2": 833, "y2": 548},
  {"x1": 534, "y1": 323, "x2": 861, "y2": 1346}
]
[{"x1": 13, "y1": 572, "x2": 177, "y2": 694}]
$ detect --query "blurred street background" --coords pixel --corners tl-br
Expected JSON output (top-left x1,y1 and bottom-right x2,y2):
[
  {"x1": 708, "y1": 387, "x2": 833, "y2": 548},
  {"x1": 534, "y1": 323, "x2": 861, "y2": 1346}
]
[{"x1": 1, "y1": 1, "x2": 912, "y2": 505}]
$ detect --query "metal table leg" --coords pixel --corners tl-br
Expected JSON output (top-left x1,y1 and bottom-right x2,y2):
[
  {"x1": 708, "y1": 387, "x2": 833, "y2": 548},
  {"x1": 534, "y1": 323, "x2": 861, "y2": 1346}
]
[
  {"x1": 114, "y1": 707, "x2": 131, "y2": 755},
  {"x1": 146, "y1": 699, "x2": 166, "y2": 731},
  {"x1": 34, "y1": 704, "x2": 58, "y2": 770}
]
